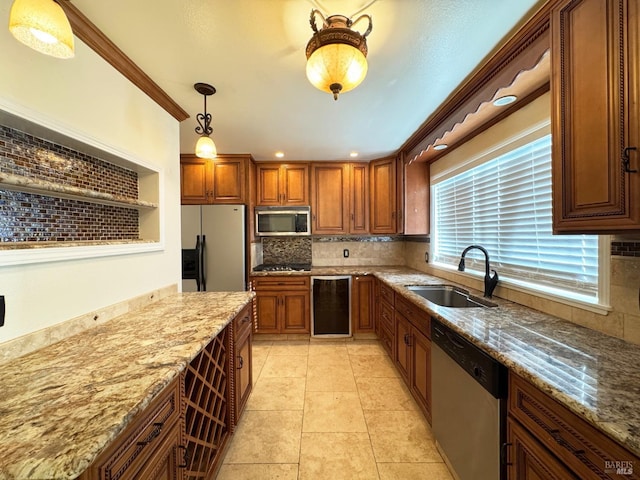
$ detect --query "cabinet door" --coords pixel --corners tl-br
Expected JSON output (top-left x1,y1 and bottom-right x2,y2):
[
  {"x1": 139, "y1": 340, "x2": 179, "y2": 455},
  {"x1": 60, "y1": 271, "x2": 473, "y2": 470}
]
[
  {"x1": 255, "y1": 292, "x2": 280, "y2": 333},
  {"x1": 181, "y1": 156, "x2": 212, "y2": 204},
  {"x1": 352, "y1": 275, "x2": 374, "y2": 333},
  {"x1": 282, "y1": 164, "x2": 309, "y2": 205},
  {"x1": 350, "y1": 163, "x2": 369, "y2": 233},
  {"x1": 394, "y1": 312, "x2": 411, "y2": 384},
  {"x1": 404, "y1": 159, "x2": 430, "y2": 235},
  {"x1": 552, "y1": 0, "x2": 640, "y2": 232},
  {"x1": 235, "y1": 330, "x2": 252, "y2": 420},
  {"x1": 311, "y1": 163, "x2": 350, "y2": 234},
  {"x1": 370, "y1": 157, "x2": 397, "y2": 234},
  {"x1": 410, "y1": 328, "x2": 431, "y2": 422},
  {"x1": 212, "y1": 156, "x2": 246, "y2": 204},
  {"x1": 256, "y1": 165, "x2": 282, "y2": 205},
  {"x1": 134, "y1": 422, "x2": 184, "y2": 480},
  {"x1": 507, "y1": 417, "x2": 578, "y2": 480},
  {"x1": 281, "y1": 290, "x2": 310, "y2": 333}
]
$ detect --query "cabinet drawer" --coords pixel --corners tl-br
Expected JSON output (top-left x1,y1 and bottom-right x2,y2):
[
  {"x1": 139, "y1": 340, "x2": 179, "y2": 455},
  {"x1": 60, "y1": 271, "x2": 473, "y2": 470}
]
[
  {"x1": 234, "y1": 304, "x2": 253, "y2": 340},
  {"x1": 91, "y1": 378, "x2": 181, "y2": 480},
  {"x1": 251, "y1": 276, "x2": 310, "y2": 290},
  {"x1": 509, "y1": 374, "x2": 640, "y2": 480},
  {"x1": 379, "y1": 323, "x2": 394, "y2": 358},
  {"x1": 395, "y1": 295, "x2": 430, "y2": 339},
  {"x1": 379, "y1": 300, "x2": 394, "y2": 332},
  {"x1": 379, "y1": 282, "x2": 395, "y2": 305}
]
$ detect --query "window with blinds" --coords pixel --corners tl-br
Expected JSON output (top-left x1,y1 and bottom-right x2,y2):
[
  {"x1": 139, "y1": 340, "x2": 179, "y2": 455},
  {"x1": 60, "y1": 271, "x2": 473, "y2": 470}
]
[{"x1": 432, "y1": 134, "x2": 599, "y2": 300}]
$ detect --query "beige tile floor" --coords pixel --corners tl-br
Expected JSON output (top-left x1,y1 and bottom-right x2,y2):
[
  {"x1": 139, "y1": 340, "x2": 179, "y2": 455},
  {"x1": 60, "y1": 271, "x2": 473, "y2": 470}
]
[{"x1": 216, "y1": 338, "x2": 454, "y2": 480}]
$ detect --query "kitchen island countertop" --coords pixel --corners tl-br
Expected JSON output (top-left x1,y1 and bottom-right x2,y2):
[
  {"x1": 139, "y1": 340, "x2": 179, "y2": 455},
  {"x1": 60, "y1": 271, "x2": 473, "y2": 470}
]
[{"x1": 0, "y1": 291, "x2": 254, "y2": 480}]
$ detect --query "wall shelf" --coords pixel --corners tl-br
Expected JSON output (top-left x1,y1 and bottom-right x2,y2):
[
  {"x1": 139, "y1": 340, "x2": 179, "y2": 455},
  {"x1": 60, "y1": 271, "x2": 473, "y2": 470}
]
[{"x1": 0, "y1": 172, "x2": 158, "y2": 210}]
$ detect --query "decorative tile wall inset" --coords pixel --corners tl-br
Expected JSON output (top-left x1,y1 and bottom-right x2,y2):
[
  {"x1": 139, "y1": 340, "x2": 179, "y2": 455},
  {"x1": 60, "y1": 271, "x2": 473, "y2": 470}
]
[
  {"x1": 263, "y1": 237, "x2": 312, "y2": 264},
  {"x1": 0, "y1": 124, "x2": 140, "y2": 243}
]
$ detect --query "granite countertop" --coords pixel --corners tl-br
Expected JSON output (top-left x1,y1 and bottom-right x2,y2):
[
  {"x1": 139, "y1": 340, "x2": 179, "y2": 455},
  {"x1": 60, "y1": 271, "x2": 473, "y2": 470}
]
[
  {"x1": 252, "y1": 265, "x2": 640, "y2": 457},
  {"x1": 374, "y1": 270, "x2": 640, "y2": 459},
  {"x1": 0, "y1": 291, "x2": 254, "y2": 480}
]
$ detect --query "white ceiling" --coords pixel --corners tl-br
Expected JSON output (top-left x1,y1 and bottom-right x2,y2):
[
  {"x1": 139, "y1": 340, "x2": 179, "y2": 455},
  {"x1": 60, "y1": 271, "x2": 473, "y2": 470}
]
[{"x1": 70, "y1": 0, "x2": 545, "y2": 162}]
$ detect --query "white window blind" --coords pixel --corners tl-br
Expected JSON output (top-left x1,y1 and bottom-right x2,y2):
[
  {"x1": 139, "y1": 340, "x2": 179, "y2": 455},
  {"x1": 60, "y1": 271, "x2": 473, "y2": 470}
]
[{"x1": 432, "y1": 134, "x2": 599, "y2": 299}]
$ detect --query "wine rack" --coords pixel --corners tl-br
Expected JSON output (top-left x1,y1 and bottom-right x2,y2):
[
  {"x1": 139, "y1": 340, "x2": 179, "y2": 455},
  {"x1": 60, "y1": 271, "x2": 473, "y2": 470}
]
[{"x1": 181, "y1": 326, "x2": 230, "y2": 479}]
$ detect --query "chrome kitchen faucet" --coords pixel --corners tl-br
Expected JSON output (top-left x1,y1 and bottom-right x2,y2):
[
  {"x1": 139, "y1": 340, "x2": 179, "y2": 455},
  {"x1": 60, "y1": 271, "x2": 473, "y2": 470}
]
[{"x1": 457, "y1": 245, "x2": 499, "y2": 298}]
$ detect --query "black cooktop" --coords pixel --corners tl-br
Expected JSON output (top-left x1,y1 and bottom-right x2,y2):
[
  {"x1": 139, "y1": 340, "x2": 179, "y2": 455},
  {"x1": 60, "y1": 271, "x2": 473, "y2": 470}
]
[{"x1": 253, "y1": 263, "x2": 312, "y2": 272}]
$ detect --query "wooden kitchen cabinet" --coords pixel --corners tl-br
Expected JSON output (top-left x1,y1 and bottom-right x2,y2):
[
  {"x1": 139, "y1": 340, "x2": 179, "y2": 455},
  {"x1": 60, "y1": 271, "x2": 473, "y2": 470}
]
[
  {"x1": 393, "y1": 294, "x2": 432, "y2": 422},
  {"x1": 370, "y1": 156, "x2": 398, "y2": 234},
  {"x1": 251, "y1": 276, "x2": 310, "y2": 334},
  {"x1": 311, "y1": 162, "x2": 369, "y2": 234},
  {"x1": 507, "y1": 417, "x2": 578, "y2": 480},
  {"x1": 352, "y1": 275, "x2": 375, "y2": 333},
  {"x1": 232, "y1": 304, "x2": 253, "y2": 426},
  {"x1": 507, "y1": 373, "x2": 640, "y2": 479},
  {"x1": 180, "y1": 154, "x2": 250, "y2": 205},
  {"x1": 403, "y1": 158, "x2": 430, "y2": 235},
  {"x1": 79, "y1": 377, "x2": 183, "y2": 480},
  {"x1": 256, "y1": 163, "x2": 309, "y2": 206},
  {"x1": 311, "y1": 163, "x2": 350, "y2": 234},
  {"x1": 350, "y1": 163, "x2": 370, "y2": 233},
  {"x1": 376, "y1": 281, "x2": 395, "y2": 358},
  {"x1": 551, "y1": 0, "x2": 640, "y2": 233}
]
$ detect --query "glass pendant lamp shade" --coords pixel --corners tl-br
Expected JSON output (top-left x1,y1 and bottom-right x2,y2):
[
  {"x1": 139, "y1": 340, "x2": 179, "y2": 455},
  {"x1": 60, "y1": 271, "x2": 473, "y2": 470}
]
[
  {"x1": 9, "y1": 0, "x2": 75, "y2": 59},
  {"x1": 306, "y1": 43, "x2": 368, "y2": 99},
  {"x1": 305, "y1": 11, "x2": 372, "y2": 100},
  {"x1": 195, "y1": 135, "x2": 217, "y2": 159}
]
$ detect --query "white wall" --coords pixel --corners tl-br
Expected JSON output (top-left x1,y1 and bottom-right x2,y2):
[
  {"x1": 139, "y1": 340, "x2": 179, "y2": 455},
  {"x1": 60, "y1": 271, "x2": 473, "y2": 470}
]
[{"x1": 0, "y1": 9, "x2": 182, "y2": 343}]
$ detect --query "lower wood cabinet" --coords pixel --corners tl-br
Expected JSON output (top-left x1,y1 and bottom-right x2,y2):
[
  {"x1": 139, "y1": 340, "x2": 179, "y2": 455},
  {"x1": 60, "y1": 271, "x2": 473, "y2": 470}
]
[
  {"x1": 352, "y1": 275, "x2": 375, "y2": 333},
  {"x1": 251, "y1": 276, "x2": 310, "y2": 334},
  {"x1": 81, "y1": 306, "x2": 253, "y2": 480},
  {"x1": 80, "y1": 376, "x2": 184, "y2": 480},
  {"x1": 232, "y1": 304, "x2": 253, "y2": 425},
  {"x1": 375, "y1": 280, "x2": 395, "y2": 357},
  {"x1": 391, "y1": 292, "x2": 432, "y2": 423},
  {"x1": 507, "y1": 373, "x2": 640, "y2": 480},
  {"x1": 507, "y1": 416, "x2": 578, "y2": 479}
]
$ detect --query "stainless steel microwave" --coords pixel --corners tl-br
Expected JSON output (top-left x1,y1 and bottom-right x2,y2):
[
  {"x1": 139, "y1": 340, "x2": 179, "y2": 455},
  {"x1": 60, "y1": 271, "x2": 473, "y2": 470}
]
[{"x1": 255, "y1": 206, "x2": 311, "y2": 236}]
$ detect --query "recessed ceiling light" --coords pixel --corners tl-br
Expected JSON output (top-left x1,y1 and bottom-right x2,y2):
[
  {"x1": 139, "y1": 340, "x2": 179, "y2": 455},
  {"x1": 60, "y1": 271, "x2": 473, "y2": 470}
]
[
  {"x1": 275, "y1": 151, "x2": 284, "y2": 158},
  {"x1": 493, "y1": 95, "x2": 517, "y2": 107},
  {"x1": 350, "y1": 152, "x2": 359, "y2": 158},
  {"x1": 433, "y1": 144, "x2": 448, "y2": 151}
]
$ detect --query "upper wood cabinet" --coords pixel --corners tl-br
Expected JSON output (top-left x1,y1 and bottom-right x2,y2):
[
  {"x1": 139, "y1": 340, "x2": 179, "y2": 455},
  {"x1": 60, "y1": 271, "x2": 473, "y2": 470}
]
[
  {"x1": 310, "y1": 162, "x2": 369, "y2": 234},
  {"x1": 256, "y1": 163, "x2": 309, "y2": 206},
  {"x1": 180, "y1": 154, "x2": 250, "y2": 205},
  {"x1": 370, "y1": 157, "x2": 398, "y2": 234},
  {"x1": 403, "y1": 158, "x2": 430, "y2": 235},
  {"x1": 552, "y1": 0, "x2": 640, "y2": 233}
]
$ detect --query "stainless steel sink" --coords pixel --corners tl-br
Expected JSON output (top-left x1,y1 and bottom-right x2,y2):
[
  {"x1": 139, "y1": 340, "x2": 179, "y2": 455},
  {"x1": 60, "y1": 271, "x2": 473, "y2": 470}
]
[{"x1": 405, "y1": 285, "x2": 497, "y2": 308}]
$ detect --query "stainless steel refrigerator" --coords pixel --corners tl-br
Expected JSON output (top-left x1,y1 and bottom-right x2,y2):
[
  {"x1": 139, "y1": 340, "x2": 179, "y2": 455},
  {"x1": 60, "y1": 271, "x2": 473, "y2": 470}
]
[{"x1": 181, "y1": 204, "x2": 246, "y2": 292}]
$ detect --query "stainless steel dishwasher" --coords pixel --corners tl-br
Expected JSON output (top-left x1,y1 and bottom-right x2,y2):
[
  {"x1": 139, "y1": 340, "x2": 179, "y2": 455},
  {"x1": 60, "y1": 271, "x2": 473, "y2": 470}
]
[
  {"x1": 431, "y1": 318, "x2": 508, "y2": 480},
  {"x1": 311, "y1": 276, "x2": 351, "y2": 337}
]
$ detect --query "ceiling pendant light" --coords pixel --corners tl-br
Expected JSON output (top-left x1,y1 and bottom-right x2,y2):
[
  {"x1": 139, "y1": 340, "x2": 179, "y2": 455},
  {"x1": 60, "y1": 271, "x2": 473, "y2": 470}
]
[
  {"x1": 305, "y1": 9, "x2": 373, "y2": 101},
  {"x1": 9, "y1": 0, "x2": 75, "y2": 59},
  {"x1": 194, "y1": 82, "x2": 217, "y2": 159}
]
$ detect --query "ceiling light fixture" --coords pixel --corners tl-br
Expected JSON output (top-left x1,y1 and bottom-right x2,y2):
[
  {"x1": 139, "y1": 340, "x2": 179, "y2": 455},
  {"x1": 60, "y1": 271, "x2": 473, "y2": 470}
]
[
  {"x1": 275, "y1": 152, "x2": 285, "y2": 158},
  {"x1": 305, "y1": 9, "x2": 373, "y2": 101},
  {"x1": 493, "y1": 95, "x2": 517, "y2": 107},
  {"x1": 350, "y1": 152, "x2": 359, "y2": 158},
  {"x1": 194, "y1": 82, "x2": 217, "y2": 159},
  {"x1": 433, "y1": 144, "x2": 448, "y2": 151},
  {"x1": 9, "y1": 0, "x2": 75, "y2": 59}
]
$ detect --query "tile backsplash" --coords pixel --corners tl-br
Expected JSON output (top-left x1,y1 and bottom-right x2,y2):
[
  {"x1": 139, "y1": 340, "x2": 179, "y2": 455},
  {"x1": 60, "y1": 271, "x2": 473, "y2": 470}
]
[
  {"x1": 262, "y1": 237, "x2": 312, "y2": 264},
  {"x1": 0, "y1": 124, "x2": 140, "y2": 243}
]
